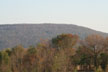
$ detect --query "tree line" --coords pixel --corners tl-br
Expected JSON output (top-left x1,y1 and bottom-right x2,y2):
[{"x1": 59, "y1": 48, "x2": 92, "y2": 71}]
[{"x1": 0, "y1": 34, "x2": 108, "y2": 72}]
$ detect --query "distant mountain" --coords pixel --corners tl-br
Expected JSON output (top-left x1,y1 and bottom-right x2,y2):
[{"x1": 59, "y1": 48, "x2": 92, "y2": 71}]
[{"x1": 0, "y1": 23, "x2": 107, "y2": 49}]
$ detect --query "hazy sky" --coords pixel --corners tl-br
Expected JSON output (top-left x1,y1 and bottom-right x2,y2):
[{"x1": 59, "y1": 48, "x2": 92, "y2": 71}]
[{"x1": 0, "y1": 0, "x2": 108, "y2": 32}]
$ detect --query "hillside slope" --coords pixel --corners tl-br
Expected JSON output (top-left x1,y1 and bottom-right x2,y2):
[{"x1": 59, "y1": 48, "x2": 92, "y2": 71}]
[{"x1": 0, "y1": 24, "x2": 107, "y2": 49}]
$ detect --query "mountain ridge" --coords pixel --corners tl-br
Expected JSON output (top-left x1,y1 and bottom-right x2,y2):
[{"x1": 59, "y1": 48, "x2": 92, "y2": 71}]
[
  {"x1": 0, "y1": 23, "x2": 107, "y2": 33},
  {"x1": 0, "y1": 23, "x2": 107, "y2": 49}
]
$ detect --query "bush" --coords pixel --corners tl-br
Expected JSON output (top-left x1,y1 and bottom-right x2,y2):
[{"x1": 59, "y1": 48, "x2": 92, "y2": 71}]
[{"x1": 95, "y1": 66, "x2": 103, "y2": 72}]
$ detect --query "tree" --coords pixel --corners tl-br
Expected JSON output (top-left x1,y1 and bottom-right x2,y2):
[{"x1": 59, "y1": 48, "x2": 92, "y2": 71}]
[
  {"x1": 52, "y1": 34, "x2": 79, "y2": 50},
  {"x1": 23, "y1": 46, "x2": 37, "y2": 72},
  {"x1": 52, "y1": 49, "x2": 68, "y2": 72},
  {"x1": 11, "y1": 45, "x2": 25, "y2": 72},
  {"x1": 100, "y1": 53, "x2": 108, "y2": 71},
  {"x1": 73, "y1": 46, "x2": 93, "y2": 71},
  {"x1": 36, "y1": 41, "x2": 55, "y2": 72},
  {"x1": 81, "y1": 34, "x2": 105, "y2": 69},
  {"x1": 52, "y1": 34, "x2": 78, "y2": 72},
  {"x1": 0, "y1": 51, "x2": 11, "y2": 72}
]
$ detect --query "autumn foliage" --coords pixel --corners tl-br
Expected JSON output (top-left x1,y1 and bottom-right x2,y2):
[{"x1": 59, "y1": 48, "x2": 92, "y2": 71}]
[{"x1": 0, "y1": 34, "x2": 108, "y2": 72}]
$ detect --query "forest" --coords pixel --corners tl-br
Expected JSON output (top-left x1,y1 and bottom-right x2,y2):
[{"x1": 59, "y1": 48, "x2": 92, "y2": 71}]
[{"x1": 0, "y1": 34, "x2": 108, "y2": 72}]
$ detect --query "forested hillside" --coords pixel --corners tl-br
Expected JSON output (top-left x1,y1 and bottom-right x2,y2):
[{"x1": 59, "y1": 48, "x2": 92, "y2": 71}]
[
  {"x1": 0, "y1": 24, "x2": 107, "y2": 49},
  {"x1": 0, "y1": 34, "x2": 108, "y2": 72}
]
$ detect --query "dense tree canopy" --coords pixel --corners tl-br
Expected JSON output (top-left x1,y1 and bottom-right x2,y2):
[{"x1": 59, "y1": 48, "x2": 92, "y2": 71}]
[{"x1": 0, "y1": 34, "x2": 108, "y2": 72}]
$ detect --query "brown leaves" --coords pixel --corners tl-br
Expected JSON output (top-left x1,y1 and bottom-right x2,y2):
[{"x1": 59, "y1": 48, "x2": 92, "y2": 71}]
[{"x1": 52, "y1": 34, "x2": 79, "y2": 49}]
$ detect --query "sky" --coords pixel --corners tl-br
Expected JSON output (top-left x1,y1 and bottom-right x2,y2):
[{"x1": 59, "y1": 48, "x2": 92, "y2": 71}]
[{"x1": 0, "y1": 0, "x2": 108, "y2": 32}]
